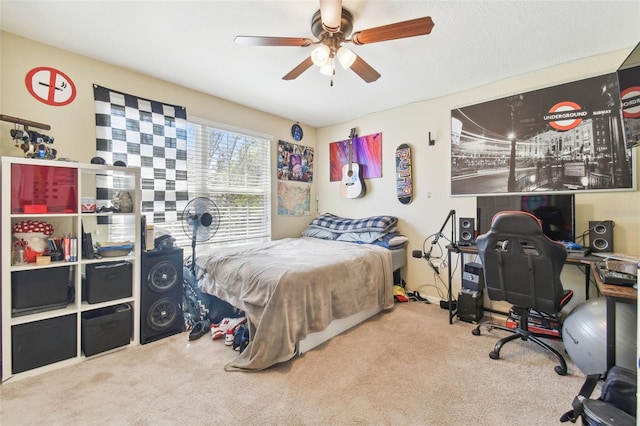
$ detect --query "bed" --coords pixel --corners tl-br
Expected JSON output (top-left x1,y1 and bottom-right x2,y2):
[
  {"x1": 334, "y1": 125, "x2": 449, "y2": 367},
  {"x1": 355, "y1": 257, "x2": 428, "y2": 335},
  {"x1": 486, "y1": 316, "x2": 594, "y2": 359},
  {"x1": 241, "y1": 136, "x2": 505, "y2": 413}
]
[{"x1": 195, "y1": 213, "x2": 407, "y2": 371}]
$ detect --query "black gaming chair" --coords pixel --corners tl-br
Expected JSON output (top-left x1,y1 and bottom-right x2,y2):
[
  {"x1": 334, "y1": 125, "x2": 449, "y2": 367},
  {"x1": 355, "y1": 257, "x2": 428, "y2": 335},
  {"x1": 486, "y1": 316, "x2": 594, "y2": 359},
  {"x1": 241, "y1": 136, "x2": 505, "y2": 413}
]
[{"x1": 471, "y1": 211, "x2": 573, "y2": 375}]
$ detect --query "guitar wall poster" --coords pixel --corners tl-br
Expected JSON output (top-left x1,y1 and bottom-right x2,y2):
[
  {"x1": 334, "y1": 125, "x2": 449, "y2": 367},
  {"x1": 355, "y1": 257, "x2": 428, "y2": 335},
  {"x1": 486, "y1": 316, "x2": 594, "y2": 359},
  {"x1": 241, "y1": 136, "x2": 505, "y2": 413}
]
[
  {"x1": 277, "y1": 140, "x2": 313, "y2": 216},
  {"x1": 329, "y1": 132, "x2": 382, "y2": 181},
  {"x1": 451, "y1": 73, "x2": 635, "y2": 196}
]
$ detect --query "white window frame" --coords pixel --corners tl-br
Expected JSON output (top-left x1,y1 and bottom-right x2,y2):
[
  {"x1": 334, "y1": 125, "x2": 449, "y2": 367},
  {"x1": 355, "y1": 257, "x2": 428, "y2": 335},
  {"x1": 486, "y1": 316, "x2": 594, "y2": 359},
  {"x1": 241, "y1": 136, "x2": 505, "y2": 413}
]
[{"x1": 153, "y1": 117, "x2": 272, "y2": 257}]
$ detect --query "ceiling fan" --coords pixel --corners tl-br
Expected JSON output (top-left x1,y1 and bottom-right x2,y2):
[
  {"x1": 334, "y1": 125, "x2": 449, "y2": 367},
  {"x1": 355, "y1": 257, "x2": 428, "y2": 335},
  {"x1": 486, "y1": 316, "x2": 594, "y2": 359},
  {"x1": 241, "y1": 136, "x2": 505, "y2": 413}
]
[{"x1": 234, "y1": 0, "x2": 434, "y2": 84}]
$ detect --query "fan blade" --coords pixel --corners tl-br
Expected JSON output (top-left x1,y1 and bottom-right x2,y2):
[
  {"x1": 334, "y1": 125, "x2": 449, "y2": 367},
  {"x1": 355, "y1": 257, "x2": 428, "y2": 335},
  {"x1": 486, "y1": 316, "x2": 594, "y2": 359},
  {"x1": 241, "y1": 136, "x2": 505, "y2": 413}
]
[
  {"x1": 350, "y1": 55, "x2": 381, "y2": 83},
  {"x1": 234, "y1": 36, "x2": 313, "y2": 47},
  {"x1": 351, "y1": 17, "x2": 434, "y2": 45},
  {"x1": 283, "y1": 57, "x2": 314, "y2": 80},
  {"x1": 319, "y1": 0, "x2": 343, "y2": 32}
]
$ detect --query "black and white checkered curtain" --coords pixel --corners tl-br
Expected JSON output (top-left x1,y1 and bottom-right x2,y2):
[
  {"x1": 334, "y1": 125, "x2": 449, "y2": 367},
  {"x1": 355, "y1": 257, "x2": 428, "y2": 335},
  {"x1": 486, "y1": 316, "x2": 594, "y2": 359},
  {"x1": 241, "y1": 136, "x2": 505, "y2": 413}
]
[{"x1": 93, "y1": 85, "x2": 188, "y2": 223}]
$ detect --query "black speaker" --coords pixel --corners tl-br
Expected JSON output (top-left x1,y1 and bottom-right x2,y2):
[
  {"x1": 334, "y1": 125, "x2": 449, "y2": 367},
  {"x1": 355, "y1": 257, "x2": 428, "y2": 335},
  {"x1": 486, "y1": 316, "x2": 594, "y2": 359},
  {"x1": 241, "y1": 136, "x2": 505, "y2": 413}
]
[
  {"x1": 140, "y1": 248, "x2": 184, "y2": 344},
  {"x1": 457, "y1": 289, "x2": 483, "y2": 323},
  {"x1": 458, "y1": 217, "x2": 475, "y2": 245},
  {"x1": 589, "y1": 220, "x2": 614, "y2": 253}
]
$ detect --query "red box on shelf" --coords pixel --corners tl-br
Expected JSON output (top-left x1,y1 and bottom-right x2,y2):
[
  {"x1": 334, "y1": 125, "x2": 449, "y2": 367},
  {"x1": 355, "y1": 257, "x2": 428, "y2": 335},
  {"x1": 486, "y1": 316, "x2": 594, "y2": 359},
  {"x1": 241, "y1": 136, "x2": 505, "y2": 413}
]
[
  {"x1": 11, "y1": 164, "x2": 78, "y2": 213},
  {"x1": 23, "y1": 204, "x2": 48, "y2": 214}
]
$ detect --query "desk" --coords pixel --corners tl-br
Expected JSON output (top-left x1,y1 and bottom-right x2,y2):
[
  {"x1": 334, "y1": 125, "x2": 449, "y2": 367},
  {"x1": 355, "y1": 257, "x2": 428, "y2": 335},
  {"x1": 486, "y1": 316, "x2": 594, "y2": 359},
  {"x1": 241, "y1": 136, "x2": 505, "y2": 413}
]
[
  {"x1": 445, "y1": 244, "x2": 598, "y2": 324},
  {"x1": 589, "y1": 261, "x2": 637, "y2": 370}
]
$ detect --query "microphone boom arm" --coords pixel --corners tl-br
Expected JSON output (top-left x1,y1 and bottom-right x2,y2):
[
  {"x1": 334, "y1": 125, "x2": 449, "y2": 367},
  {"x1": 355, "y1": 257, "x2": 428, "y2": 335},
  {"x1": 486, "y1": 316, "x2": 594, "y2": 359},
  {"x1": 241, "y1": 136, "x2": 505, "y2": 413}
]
[{"x1": 425, "y1": 209, "x2": 457, "y2": 259}]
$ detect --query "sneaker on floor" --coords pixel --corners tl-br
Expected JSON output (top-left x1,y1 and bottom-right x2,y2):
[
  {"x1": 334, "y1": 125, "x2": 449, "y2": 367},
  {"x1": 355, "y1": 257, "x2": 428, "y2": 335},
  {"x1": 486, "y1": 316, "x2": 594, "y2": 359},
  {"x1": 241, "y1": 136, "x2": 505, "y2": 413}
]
[
  {"x1": 211, "y1": 317, "x2": 246, "y2": 340},
  {"x1": 393, "y1": 285, "x2": 409, "y2": 303},
  {"x1": 232, "y1": 325, "x2": 249, "y2": 353},
  {"x1": 224, "y1": 320, "x2": 247, "y2": 346}
]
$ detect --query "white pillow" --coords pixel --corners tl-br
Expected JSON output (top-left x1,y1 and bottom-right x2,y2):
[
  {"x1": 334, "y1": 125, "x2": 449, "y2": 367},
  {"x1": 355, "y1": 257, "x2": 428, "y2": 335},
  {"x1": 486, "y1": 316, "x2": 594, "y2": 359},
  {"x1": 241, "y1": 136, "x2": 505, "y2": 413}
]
[
  {"x1": 336, "y1": 231, "x2": 386, "y2": 243},
  {"x1": 388, "y1": 234, "x2": 409, "y2": 247},
  {"x1": 302, "y1": 227, "x2": 338, "y2": 240}
]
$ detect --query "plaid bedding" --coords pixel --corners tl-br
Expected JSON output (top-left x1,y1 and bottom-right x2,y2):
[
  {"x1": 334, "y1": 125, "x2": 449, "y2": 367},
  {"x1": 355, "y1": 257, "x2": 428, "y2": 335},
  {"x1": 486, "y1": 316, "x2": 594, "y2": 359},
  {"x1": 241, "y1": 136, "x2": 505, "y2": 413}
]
[{"x1": 309, "y1": 213, "x2": 397, "y2": 233}]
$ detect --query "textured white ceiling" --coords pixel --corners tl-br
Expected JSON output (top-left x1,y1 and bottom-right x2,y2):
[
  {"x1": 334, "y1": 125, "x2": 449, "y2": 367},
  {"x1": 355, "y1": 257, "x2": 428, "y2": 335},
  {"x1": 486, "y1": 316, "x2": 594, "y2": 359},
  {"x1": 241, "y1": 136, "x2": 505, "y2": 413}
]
[{"x1": 1, "y1": 1, "x2": 639, "y2": 127}]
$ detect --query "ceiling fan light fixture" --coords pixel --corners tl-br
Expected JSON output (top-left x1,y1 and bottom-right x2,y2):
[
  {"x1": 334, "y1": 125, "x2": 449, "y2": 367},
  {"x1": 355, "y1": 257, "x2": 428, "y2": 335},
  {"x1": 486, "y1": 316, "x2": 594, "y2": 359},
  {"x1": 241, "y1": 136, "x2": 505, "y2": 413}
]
[
  {"x1": 319, "y1": 0, "x2": 342, "y2": 32},
  {"x1": 319, "y1": 58, "x2": 335, "y2": 76},
  {"x1": 238, "y1": 5, "x2": 433, "y2": 84},
  {"x1": 336, "y1": 46, "x2": 356, "y2": 69},
  {"x1": 311, "y1": 44, "x2": 330, "y2": 66}
]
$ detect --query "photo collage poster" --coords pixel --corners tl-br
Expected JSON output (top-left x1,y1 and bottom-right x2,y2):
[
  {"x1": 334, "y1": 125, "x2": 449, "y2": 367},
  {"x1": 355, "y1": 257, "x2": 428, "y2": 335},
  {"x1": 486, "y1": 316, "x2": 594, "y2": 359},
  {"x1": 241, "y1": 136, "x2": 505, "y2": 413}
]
[{"x1": 277, "y1": 140, "x2": 313, "y2": 216}]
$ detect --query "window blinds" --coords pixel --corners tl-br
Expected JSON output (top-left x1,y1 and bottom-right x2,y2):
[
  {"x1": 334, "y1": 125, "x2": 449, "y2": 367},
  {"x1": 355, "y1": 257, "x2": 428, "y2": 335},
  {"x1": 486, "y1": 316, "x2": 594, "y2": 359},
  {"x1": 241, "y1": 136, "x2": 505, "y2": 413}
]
[{"x1": 157, "y1": 119, "x2": 272, "y2": 252}]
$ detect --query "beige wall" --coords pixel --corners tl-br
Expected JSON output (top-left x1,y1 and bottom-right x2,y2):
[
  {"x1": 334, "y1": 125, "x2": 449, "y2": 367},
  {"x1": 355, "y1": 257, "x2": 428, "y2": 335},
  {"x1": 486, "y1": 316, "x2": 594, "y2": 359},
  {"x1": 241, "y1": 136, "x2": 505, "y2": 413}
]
[
  {"x1": 316, "y1": 48, "x2": 640, "y2": 301},
  {"x1": 2, "y1": 31, "x2": 638, "y2": 301},
  {"x1": 0, "y1": 31, "x2": 317, "y2": 240}
]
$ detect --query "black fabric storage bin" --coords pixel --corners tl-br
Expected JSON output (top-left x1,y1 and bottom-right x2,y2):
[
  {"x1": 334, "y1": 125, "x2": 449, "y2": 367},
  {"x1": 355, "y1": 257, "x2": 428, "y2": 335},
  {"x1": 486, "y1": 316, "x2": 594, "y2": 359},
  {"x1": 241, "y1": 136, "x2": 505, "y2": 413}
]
[
  {"x1": 11, "y1": 266, "x2": 71, "y2": 313},
  {"x1": 81, "y1": 304, "x2": 132, "y2": 356},
  {"x1": 85, "y1": 261, "x2": 132, "y2": 304},
  {"x1": 12, "y1": 314, "x2": 77, "y2": 373}
]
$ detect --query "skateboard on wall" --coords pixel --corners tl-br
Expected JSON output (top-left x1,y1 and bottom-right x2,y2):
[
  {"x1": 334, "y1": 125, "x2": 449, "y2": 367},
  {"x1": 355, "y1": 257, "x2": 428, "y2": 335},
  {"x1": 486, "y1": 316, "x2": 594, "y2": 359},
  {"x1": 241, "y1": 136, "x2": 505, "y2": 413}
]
[{"x1": 395, "y1": 143, "x2": 412, "y2": 204}]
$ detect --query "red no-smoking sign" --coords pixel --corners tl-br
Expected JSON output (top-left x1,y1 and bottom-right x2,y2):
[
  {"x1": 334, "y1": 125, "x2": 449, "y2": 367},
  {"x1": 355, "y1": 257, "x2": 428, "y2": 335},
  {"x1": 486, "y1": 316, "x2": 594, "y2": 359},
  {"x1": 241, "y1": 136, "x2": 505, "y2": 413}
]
[{"x1": 25, "y1": 67, "x2": 77, "y2": 106}]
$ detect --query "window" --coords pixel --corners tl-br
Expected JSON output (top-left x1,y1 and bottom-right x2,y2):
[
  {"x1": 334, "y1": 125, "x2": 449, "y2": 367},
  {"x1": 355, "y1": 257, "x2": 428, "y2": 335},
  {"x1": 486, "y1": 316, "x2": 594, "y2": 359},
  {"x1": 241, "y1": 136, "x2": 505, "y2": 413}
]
[{"x1": 156, "y1": 118, "x2": 272, "y2": 253}]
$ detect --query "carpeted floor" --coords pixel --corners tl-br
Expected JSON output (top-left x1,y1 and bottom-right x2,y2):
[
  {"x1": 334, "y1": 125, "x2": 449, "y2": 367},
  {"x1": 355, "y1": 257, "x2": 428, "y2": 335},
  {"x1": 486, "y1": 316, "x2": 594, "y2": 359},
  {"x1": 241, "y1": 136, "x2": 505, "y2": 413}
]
[{"x1": 0, "y1": 302, "x2": 586, "y2": 425}]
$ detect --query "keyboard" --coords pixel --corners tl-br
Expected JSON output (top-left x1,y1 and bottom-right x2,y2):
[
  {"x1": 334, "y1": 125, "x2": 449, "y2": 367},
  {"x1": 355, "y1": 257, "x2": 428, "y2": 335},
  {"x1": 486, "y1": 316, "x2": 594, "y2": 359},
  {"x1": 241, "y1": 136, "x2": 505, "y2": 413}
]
[{"x1": 595, "y1": 262, "x2": 637, "y2": 287}]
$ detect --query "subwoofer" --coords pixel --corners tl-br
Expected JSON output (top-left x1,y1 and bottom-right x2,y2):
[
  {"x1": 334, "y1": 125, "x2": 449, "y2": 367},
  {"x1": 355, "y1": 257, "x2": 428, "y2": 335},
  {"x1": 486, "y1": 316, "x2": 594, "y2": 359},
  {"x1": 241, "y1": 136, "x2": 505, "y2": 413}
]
[
  {"x1": 457, "y1": 288, "x2": 483, "y2": 323},
  {"x1": 589, "y1": 220, "x2": 614, "y2": 253},
  {"x1": 140, "y1": 248, "x2": 184, "y2": 344},
  {"x1": 458, "y1": 217, "x2": 475, "y2": 245}
]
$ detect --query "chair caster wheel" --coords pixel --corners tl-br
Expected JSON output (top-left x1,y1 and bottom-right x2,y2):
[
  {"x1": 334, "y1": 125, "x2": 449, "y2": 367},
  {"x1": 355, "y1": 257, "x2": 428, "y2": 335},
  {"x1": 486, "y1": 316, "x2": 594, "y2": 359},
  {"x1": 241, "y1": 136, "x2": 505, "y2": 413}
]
[
  {"x1": 489, "y1": 351, "x2": 500, "y2": 360},
  {"x1": 554, "y1": 366, "x2": 567, "y2": 376},
  {"x1": 471, "y1": 328, "x2": 480, "y2": 336}
]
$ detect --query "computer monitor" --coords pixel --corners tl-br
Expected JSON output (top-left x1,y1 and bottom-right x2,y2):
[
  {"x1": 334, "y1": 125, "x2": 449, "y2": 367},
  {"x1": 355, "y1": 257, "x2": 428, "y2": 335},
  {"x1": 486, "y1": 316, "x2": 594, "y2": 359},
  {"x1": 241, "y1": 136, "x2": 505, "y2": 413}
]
[{"x1": 476, "y1": 194, "x2": 576, "y2": 242}]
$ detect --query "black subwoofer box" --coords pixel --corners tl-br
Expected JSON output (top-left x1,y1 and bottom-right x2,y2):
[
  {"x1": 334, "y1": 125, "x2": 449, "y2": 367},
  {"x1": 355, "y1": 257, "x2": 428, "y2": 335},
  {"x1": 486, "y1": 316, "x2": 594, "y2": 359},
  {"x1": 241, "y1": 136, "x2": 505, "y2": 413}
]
[
  {"x1": 140, "y1": 248, "x2": 184, "y2": 344},
  {"x1": 81, "y1": 304, "x2": 132, "y2": 356},
  {"x1": 457, "y1": 288, "x2": 483, "y2": 323},
  {"x1": 12, "y1": 314, "x2": 77, "y2": 373}
]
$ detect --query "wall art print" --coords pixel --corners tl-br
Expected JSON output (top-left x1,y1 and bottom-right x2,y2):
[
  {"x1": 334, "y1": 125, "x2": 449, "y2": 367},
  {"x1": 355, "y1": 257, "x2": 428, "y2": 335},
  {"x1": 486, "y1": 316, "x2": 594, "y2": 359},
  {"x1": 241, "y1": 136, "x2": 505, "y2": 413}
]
[
  {"x1": 618, "y1": 50, "x2": 640, "y2": 149},
  {"x1": 451, "y1": 73, "x2": 635, "y2": 196},
  {"x1": 329, "y1": 132, "x2": 382, "y2": 181},
  {"x1": 277, "y1": 180, "x2": 311, "y2": 216},
  {"x1": 277, "y1": 140, "x2": 314, "y2": 182}
]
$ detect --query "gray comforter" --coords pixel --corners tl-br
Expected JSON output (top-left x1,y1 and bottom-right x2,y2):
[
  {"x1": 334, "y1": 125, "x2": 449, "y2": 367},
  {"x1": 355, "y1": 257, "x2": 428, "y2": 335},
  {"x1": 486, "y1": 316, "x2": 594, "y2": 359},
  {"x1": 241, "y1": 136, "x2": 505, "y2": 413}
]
[{"x1": 196, "y1": 237, "x2": 394, "y2": 371}]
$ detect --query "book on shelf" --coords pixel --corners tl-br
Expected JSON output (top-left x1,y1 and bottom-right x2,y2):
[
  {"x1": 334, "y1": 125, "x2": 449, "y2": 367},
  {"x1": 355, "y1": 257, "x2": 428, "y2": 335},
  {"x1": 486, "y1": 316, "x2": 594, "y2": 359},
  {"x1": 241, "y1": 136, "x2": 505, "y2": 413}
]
[
  {"x1": 82, "y1": 231, "x2": 95, "y2": 259},
  {"x1": 81, "y1": 220, "x2": 95, "y2": 259}
]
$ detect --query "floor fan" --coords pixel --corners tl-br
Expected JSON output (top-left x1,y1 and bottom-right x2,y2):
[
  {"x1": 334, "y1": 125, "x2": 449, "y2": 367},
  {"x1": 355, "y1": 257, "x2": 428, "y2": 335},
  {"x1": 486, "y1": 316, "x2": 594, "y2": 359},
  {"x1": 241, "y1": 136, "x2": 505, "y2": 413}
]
[{"x1": 181, "y1": 197, "x2": 220, "y2": 274}]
